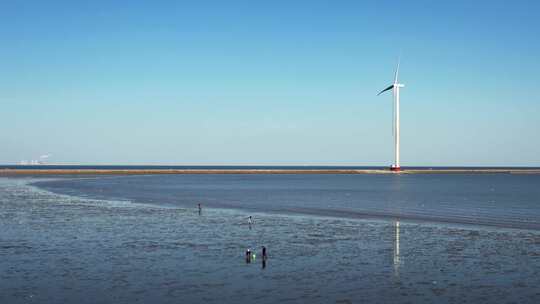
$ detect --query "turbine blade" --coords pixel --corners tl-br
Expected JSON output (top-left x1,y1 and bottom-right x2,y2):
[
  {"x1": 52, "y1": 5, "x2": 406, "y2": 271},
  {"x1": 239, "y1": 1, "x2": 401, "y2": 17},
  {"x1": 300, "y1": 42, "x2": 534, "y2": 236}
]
[
  {"x1": 377, "y1": 84, "x2": 394, "y2": 96},
  {"x1": 394, "y1": 56, "x2": 401, "y2": 84}
]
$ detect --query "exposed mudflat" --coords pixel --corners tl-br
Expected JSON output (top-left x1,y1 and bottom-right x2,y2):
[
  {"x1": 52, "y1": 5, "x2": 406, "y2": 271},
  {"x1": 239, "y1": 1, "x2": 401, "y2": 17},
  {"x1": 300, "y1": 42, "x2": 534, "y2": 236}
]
[{"x1": 1, "y1": 176, "x2": 540, "y2": 303}]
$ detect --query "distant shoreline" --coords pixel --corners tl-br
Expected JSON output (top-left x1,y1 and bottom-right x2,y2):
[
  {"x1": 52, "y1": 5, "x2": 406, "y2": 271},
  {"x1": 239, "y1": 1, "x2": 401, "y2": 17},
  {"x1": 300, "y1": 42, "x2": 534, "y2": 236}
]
[{"x1": 2, "y1": 168, "x2": 540, "y2": 175}]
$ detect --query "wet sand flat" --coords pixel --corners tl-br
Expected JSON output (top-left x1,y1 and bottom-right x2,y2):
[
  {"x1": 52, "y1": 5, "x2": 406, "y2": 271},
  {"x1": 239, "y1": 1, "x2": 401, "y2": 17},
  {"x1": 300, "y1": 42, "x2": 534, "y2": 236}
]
[{"x1": 1, "y1": 177, "x2": 539, "y2": 304}]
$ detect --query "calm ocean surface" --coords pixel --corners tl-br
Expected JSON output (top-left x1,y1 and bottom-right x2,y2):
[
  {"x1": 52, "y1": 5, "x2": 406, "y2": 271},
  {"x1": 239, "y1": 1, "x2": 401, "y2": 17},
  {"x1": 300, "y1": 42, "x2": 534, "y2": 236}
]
[
  {"x1": 33, "y1": 173, "x2": 540, "y2": 230},
  {"x1": 1, "y1": 174, "x2": 540, "y2": 303}
]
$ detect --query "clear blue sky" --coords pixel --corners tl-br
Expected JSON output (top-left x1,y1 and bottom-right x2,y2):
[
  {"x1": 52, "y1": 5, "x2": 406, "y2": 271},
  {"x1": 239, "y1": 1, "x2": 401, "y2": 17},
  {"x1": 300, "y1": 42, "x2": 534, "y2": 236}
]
[{"x1": 1, "y1": 0, "x2": 539, "y2": 166}]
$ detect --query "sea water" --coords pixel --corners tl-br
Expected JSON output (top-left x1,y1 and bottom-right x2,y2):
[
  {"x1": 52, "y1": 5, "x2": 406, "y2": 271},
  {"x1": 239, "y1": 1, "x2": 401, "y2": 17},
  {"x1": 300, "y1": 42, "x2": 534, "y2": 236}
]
[{"x1": 1, "y1": 174, "x2": 540, "y2": 303}]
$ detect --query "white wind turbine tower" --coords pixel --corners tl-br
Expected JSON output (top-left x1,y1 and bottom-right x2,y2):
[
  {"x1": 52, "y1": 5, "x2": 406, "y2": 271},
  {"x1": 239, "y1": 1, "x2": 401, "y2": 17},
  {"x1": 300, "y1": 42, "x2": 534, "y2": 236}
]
[{"x1": 378, "y1": 58, "x2": 404, "y2": 172}]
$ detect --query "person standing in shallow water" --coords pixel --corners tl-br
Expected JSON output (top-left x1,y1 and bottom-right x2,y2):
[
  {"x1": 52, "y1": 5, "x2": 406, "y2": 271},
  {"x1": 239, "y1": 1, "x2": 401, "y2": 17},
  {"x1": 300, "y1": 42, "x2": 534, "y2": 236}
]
[
  {"x1": 245, "y1": 248, "x2": 251, "y2": 263},
  {"x1": 261, "y1": 246, "x2": 267, "y2": 269},
  {"x1": 198, "y1": 203, "x2": 201, "y2": 215},
  {"x1": 248, "y1": 216, "x2": 253, "y2": 228}
]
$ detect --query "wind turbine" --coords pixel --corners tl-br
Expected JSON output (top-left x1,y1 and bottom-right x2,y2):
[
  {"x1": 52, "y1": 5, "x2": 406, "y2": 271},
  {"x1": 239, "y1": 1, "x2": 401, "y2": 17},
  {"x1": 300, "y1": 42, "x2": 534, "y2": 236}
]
[{"x1": 378, "y1": 58, "x2": 404, "y2": 172}]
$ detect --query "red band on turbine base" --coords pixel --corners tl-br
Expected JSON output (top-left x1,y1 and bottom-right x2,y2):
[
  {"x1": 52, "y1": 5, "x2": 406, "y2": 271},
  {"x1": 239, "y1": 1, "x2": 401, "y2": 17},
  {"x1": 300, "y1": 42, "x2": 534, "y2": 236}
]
[{"x1": 390, "y1": 165, "x2": 401, "y2": 172}]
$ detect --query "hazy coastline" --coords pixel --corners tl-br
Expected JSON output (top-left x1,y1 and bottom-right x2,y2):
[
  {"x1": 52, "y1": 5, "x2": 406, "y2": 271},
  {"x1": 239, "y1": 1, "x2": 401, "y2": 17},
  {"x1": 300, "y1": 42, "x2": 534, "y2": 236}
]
[{"x1": 2, "y1": 168, "x2": 540, "y2": 175}]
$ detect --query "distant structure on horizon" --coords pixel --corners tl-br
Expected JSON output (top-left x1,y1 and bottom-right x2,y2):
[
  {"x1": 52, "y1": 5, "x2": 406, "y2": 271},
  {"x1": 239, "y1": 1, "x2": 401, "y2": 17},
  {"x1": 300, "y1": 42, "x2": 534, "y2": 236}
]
[
  {"x1": 19, "y1": 154, "x2": 52, "y2": 165},
  {"x1": 378, "y1": 58, "x2": 405, "y2": 172}
]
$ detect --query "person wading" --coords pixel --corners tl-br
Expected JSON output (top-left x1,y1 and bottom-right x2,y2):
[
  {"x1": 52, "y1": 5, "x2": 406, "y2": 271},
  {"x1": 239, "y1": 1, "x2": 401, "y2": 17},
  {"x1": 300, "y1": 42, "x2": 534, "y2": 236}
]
[
  {"x1": 245, "y1": 248, "x2": 251, "y2": 263},
  {"x1": 261, "y1": 246, "x2": 267, "y2": 269}
]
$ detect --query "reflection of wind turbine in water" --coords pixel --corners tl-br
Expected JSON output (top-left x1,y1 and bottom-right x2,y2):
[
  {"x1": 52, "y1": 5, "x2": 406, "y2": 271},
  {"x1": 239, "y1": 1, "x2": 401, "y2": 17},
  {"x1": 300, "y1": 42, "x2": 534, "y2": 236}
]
[{"x1": 393, "y1": 220, "x2": 401, "y2": 276}]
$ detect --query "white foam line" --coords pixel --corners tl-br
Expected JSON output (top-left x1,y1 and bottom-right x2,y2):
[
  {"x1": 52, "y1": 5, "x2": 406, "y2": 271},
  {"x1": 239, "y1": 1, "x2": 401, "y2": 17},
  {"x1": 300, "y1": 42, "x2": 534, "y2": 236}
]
[{"x1": 2, "y1": 177, "x2": 177, "y2": 210}]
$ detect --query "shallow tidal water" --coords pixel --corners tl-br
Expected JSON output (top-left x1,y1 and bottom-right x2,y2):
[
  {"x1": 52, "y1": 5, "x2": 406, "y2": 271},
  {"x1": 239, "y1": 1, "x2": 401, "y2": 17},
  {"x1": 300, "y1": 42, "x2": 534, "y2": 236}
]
[{"x1": 1, "y1": 176, "x2": 540, "y2": 303}]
